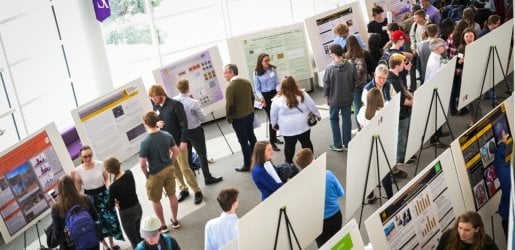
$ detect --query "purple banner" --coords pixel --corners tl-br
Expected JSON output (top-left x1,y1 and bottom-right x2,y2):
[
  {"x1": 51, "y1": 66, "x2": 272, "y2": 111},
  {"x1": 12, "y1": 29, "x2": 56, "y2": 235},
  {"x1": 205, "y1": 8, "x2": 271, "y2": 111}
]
[{"x1": 92, "y1": 0, "x2": 111, "y2": 22}]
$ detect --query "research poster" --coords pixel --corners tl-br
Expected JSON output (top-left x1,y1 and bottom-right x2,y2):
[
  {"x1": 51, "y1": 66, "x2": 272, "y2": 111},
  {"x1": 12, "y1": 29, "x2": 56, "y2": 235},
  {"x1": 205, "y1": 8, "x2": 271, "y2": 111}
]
[
  {"x1": 153, "y1": 46, "x2": 226, "y2": 115},
  {"x1": 454, "y1": 102, "x2": 512, "y2": 211},
  {"x1": 305, "y1": 2, "x2": 368, "y2": 71},
  {"x1": 365, "y1": 150, "x2": 466, "y2": 250},
  {"x1": 364, "y1": 0, "x2": 414, "y2": 23},
  {"x1": 0, "y1": 123, "x2": 73, "y2": 243},
  {"x1": 71, "y1": 78, "x2": 152, "y2": 162},
  {"x1": 319, "y1": 219, "x2": 365, "y2": 250}
]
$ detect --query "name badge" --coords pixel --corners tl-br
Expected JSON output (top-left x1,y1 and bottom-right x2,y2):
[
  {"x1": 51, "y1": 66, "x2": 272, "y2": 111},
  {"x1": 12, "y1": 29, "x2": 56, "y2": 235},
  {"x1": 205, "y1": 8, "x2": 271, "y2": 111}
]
[{"x1": 269, "y1": 72, "x2": 275, "y2": 78}]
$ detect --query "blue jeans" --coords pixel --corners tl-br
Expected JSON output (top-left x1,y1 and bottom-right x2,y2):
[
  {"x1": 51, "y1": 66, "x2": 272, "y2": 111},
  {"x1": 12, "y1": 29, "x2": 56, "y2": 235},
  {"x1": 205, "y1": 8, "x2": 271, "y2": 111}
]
[
  {"x1": 329, "y1": 104, "x2": 352, "y2": 148},
  {"x1": 353, "y1": 88, "x2": 363, "y2": 130},
  {"x1": 397, "y1": 117, "x2": 410, "y2": 162},
  {"x1": 232, "y1": 113, "x2": 257, "y2": 168}
]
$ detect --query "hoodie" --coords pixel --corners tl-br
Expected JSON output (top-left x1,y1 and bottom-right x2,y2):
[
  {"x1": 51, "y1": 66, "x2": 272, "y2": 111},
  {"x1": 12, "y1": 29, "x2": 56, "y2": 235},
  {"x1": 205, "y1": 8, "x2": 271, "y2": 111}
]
[{"x1": 323, "y1": 59, "x2": 357, "y2": 107}]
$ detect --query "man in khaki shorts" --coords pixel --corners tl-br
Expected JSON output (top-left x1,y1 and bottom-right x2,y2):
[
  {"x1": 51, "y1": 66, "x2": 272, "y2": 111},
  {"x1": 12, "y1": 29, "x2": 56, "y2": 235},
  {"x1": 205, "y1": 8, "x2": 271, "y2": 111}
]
[{"x1": 139, "y1": 111, "x2": 181, "y2": 233}]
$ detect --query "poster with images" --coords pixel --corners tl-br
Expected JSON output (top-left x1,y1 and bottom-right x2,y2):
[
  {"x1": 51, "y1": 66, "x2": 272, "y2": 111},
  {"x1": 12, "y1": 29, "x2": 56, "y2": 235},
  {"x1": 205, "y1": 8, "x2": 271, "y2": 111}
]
[
  {"x1": 364, "y1": 0, "x2": 414, "y2": 24},
  {"x1": 456, "y1": 102, "x2": 512, "y2": 211},
  {"x1": 71, "y1": 78, "x2": 152, "y2": 163},
  {"x1": 0, "y1": 123, "x2": 72, "y2": 243}
]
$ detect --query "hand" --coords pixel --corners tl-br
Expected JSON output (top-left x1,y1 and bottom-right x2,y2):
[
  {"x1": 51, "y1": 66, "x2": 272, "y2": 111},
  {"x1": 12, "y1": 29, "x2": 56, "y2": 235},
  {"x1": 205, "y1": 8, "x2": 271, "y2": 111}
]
[
  {"x1": 115, "y1": 199, "x2": 120, "y2": 209},
  {"x1": 501, "y1": 130, "x2": 507, "y2": 143},
  {"x1": 325, "y1": 96, "x2": 330, "y2": 105},
  {"x1": 261, "y1": 98, "x2": 266, "y2": 108},
  {"x1": 157, "y1": 120, "x2": 165, "y2": 128},
  {"x1": 458, "y1": 57, "x2": 464, "y2": 64},
  {"x1": 180, "y1": 142, "x2": 187, "y2": 150}
]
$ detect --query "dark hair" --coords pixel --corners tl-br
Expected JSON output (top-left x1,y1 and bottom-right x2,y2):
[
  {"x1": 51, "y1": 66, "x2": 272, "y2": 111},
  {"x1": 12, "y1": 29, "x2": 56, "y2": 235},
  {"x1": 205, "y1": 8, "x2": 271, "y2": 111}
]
[
  {"x1": 484, "y1": 14, "x2": 501, "y2": 28},
  {"x1": 446, "y1": 211, "x2": 487, "y2": 250},
  {"x1": 426, "y1": 24, "x2": 439, "y2": 38},
  {"x1": 458, "y1": 27, "x2": 476, "y2": 53},
  {"x1": 462, "y1": 7, "x2": 475, "y2": 24},
  {"x1": 345, "y1": 35, "x2": 364, "y2": 59},
  {"x1": 55, "y1": 175, "x2": 88, "y2": 217},
  {"x1": 278, "y1": 76, "x2": 304, "y2": 108},
  {"x1": 295, "y1": 148, "x2": 314, "y2": 169},
  {"x1": 254, "y1": 53, "x2": 276, "y2": 76},
  {"x1": 143, "y1": 111, "x2": 159, "y2": 128},
  {"x1": 224, "y1": 64, "x2": 239, "y2": 75},
  {"x1": 387, "y1": 22, "x2": 400, "y2": 32},
  {"x1": 217, "y1": 188, "x2": 239, "y2": 212},
  {"x1": 452, "y1": 20, "x2": 470, "y2": 47},
  {"x1": 372, "y1": 4, "x2": 384, "y2": 16},
  {"x1": 80, "y1": 145, "x2": 92, "y2": 156},
  {"x1": 104, "y1": 157, "x2": 121, "y2": 176},
  {"x1": 329, "y1": 44, "x2": 344, "y2": 57},
  {"x1": 440, "y1": 18, "x2": 455, "y2": 40},
  {"x1": 251, "y1": 141, "x2": 270, "y2": 170},
  {"x1": 368, "y1": 33, "x2": 384, "y2": 63},
  {"x1": 176, "y1": 79, "x2": 189, "y2": 94}
]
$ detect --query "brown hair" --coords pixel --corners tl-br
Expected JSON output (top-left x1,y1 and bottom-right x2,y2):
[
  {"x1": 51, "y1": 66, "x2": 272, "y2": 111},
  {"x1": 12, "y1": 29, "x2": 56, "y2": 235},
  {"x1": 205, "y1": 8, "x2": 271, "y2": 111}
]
[
  {"x1": 414, "y1": 9, "x2": 426, "y2": 18},
  {"x1": 148, "y1": 84, "x2": 167, "y2": 97},
  {"x1": 217, "y1": 188, "x2": 239, "y2": 212},
  {"x1": 387, "y1": 22, "x2": 400, "y2": 32},
  {"x1": 446, "y1": 211, "x2": 486, "y2": 250},
  {"x1": 104, "y1": 157, "x2": 121, "y2": 176},
  {"x1": 451, "y1": 20, "x2": 470, "y2": 47},
  {"x1": 143, "y1": 111, "x2": 159, "y2": 128},
  {"x1": 426, "y1": 24, "x2": 439, "y2": 38},
  {"x1": 251, "y1": 141, "x2": 270, "y2": 170},
  {"x1": 345, "y1": 35, "x2": 364, "y2": 59},
  {"x1": 295, "y1": 148, "x2": 314, "y2": 169},
  {"x1": 333, "y1": 23, "x2": 349, "y2": 37},
  {"x1": 365, "y1": 88, "x2": 384, "y2": 120},
  {"x1": 278, "y1": 76, "x2": 304, "y2": 108},
  {"x1": 55, "y1": 175, "x2": 88, "y2": 217},
  {"x1": 458, "y1": 28, "x2": 476, "y2": 53},
  {"x1": 372, "y1": 4, "x2": 384, "y2": 16},
  {"x1": 484, "y1": 14, "x2": 501, "y2": 28},
  {"x1": 176, "y1": 79, "x2": 189, "y2": 94},
  {"x1": 254, "y1": 53, "x2": 276, "y2": 76}
]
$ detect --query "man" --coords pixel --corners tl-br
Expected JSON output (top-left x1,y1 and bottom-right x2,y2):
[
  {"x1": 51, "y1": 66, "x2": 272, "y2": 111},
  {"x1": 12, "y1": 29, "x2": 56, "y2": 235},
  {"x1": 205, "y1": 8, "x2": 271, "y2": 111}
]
[
  {"x1": 173, "y1": 79, "x2": 223, "y2": 185},
  {"x1": 149, "y1": 85, "x2": 203, "y2": 205},
  {"x1": 409, "y1": 9, "x2": 428, "y2": 88},
  {"x1": 420, "y1": 0, "x2": 441, "y2": 25},
  {"x1": 323, "y1": 44, "x2": 356, "y2": 152},
  {"x1": 333, "y1": 23, "x2": 366, "y2": 51},
  {"x1": 139, "y1": 111, "x2": 181, "y2": 232},
  {"x1": 418, "y1": 24, "x2": 440, "y2": 82},
  {"x1": 204, "y1": 188, "x2": 239, "y2": 250},
  {"x1": 424, "y1": 38, "x2": 447, "y2": 82},
  {"x1": 361, "y1": 64, "x2": 391, "y2": 105},
  {"x1": 224, "y1": 64, "x2": 257, "y2": 172}
]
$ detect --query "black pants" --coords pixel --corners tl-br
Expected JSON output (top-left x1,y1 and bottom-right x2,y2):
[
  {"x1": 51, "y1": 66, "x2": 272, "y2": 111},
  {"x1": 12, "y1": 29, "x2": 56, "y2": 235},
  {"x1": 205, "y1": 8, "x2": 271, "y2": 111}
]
[
  {"x1": 316, "y1": 210, "x2": 342, "y2": 247},
  {"x1": 262, "y1": 90, "x2": 278, "y2": 143},
  {"x1": 283, "y1": 129, "x2": 313, "y2": 164},
  {"x1": 232, "y1": 113, "x2": 257, "y2": 168},
  {"x1": 119, "y1": 203, "x2": 142, "y2": 249},
  {"x1": 187, "y1": 126, "x2": 213, "y2": 179}
]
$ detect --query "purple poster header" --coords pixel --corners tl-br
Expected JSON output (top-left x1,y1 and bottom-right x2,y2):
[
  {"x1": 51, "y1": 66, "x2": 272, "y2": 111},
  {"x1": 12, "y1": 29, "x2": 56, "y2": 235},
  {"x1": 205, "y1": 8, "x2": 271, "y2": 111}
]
[{"x1": 92, "y1": 0, "x2": 111, "y2": 22}]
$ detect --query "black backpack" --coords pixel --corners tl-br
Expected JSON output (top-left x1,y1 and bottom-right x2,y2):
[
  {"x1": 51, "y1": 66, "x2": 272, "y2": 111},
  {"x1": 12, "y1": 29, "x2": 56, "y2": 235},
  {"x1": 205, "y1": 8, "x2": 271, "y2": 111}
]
[{"x1": 445, "y1": 4, "x2": 464, "y2": 23}]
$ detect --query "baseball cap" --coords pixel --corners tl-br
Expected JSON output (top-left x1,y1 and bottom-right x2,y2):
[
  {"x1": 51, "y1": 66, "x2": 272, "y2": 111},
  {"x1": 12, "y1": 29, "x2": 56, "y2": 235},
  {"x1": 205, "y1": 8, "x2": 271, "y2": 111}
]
[
  {"x1": 390, "y1": 30, "x2": 409, "y2": 42},
  {"x1": 141, "y1": 215, "x2": 161, "y2": 238}
]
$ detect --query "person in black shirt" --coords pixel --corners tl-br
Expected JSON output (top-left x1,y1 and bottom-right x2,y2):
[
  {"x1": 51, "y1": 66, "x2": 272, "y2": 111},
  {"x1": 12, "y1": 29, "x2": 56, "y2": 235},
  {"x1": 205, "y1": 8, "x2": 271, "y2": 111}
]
[{"x1": 367, "y1": 4, "x2": 389, "y2": 48}]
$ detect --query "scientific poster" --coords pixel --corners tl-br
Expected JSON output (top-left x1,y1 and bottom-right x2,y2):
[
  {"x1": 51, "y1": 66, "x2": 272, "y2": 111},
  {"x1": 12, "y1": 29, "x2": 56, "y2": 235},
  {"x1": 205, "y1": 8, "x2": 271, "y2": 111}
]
[
  {"x1": 153, "y1": 46, "x2": 227, "y2": 115},
  {"x1": 0, "y1": 123, "x2": 72, "y2": 243},
  {"x1": 364, "y1": 0, "x2": 414, "y2": 23},
  {"x1": 71, "y1": 78, "x2": 152, "y2": 162}
]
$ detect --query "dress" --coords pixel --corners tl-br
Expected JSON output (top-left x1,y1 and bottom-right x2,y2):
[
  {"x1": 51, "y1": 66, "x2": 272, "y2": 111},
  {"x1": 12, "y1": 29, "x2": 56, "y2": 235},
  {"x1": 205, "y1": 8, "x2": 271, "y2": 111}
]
[
  {"x1": 75, "y1": 161, "x2": 123, "y2": 240},
  {"x1": 251, "y1": 164, "x2": 283, "y2": 200},
  {"x1": 204, "y1": 212, "x2": 238, "y2": 250}
]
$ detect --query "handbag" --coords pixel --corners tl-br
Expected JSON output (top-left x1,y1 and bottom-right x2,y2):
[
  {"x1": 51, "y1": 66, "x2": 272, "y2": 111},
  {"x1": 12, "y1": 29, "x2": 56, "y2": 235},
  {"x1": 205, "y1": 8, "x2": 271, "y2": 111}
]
[{"x1": 296, "y1": 106, "x2": 318, "y2": 127}]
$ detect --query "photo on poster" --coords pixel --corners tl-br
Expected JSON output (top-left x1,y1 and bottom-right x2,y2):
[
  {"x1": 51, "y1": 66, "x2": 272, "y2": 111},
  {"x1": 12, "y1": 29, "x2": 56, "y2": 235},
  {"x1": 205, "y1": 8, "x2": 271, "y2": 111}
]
[
  {"x1": 483, "y1": 165, "x2": 500, "y2": 198},
  {"x1": 493, "y1": 115, "x2": 510, "y2": 142},
  {"x1": 6, "y1": 163, "x2": 40, "y2": 201},
  {"x1": 479, "y1": 138, "x2": 496, "y2": 167},
  {"x1": 473, "y1": 180, "x2": 488, "y2": 209}
]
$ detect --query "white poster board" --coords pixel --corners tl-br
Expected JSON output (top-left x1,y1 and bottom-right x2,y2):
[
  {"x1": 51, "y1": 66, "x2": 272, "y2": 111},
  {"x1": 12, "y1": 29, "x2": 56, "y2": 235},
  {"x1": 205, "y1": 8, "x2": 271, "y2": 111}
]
[
  {"x1": 345, "y1": 94, "x2": 400, "y2": 222},
  {"x1": 404, "y1": 57, "x2": 457, "y2": 162},
  {"x1": 237, "y1": 154, "x2": 326, "y2": 250},
  {"x1": 0, "y1": 123, "x2": 74, "y2": 243},
  {"x1": 71, "y1": 78, "x2": 152, "y2": 162},
  {"x1": 365, "y1": 149, "x2": 466, "y2": 250},
  {"x1": 227, "y1": 23, "x2": 313, "y2": 86},
  {"x1": 152, "y1": 46, "x2": 227, "y2": 116},
  {"x1": 319, "y1": 218, "x2": 366, "y2": 250},
  {"x1": 364, "y1": 0, "x2": 414, "y2": 23},
  {"x1": 458, "y1": 21, "x2": 513, "y2": 110},
  {"x1": 305, "y1": 1, "x2": 369, "y2": 72},
  {"x1": 450, "y1": 98, "x2": 513, "y2": 220}
]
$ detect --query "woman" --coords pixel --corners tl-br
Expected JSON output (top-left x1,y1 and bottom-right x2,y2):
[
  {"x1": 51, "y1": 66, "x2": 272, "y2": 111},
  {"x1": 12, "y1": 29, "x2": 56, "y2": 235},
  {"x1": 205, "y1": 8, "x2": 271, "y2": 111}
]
[
  {"x1": 251, "y1": 141, "x2": 283, "y2": 200},
  {"x1": 367, "y1": 4, "x2": 389, "y2": 48},
  {"x1": 462, "y1": 8, "x2": 481, "y2": 36},
  {"x1": 448, "y1": 21, "x2": 470, "y2": 116},
  {"x1": 51, "y1": 175, "x2": 99, "y2": 250},
  {"x1": 254, "y1": 53, "x2": 283, "y2": 151},
  {"x1": 368, "y1": 33, "x2": 384, "y2": 65},
  {"x1": 105, "y1": 157, "x2": 142, "y2": 249},
  {"x1": 72, "y1": 146, "x2": 123, "y2": 250},
  {"x1": 436, "y1": 211, "x2": 499, "y2": 250},
  {"x1": 270, "y1": 76, "x2": 321, "y2": 164},
  {"x1": 357, "y1": 88, "x2": 385, "y2": 129}
]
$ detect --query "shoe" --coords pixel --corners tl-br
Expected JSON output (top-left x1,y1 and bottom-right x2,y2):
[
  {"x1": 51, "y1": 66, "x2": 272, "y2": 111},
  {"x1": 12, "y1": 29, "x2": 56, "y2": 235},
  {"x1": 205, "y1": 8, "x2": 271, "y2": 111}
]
[
  {"x1": 351, "y1": 128, "x2": 359, "y2": 136},
  {"x1": 207, "y1": 157, "x2": 215, "y2": 164},
  {"x1": 205, "y1": 176, "x2": 223, "y2": 185},
  {"x1": 437, "y1": 131, "x2": 450, "y2": 137},
  {"x1": 273, "y1": 139, "x2": 284, "y2": 144},
  {"x1": 367, "y1": 193, "x2": 379, "y2": 204},
  {"x1": 393, "y1": 170, "x2": 408, "y2": 179},
  {"x1": 235, "y1": 166, "x2": 250, "y2": 172},
  {"x1": 328, "y1": 144, "x2": 344, "y2": 152},
  {"x1": 194, "y1": 192, "x2": 203, "y2": 205},
  {"x1": 271, "y1": 143, "x2": 280, "y2": 151},
  {"x1": 450, "y1": 107, "x2": 458, "y2": 116},
  {"x1": 177, "y1": 190, "x2": 189, "y2": 202},
  {"x1": 458, "y1": 108, "x2": 469, "y2": 116},
  {"x1": 159, "y1": 225, "x2": 169, "y2": 233},
  {"x1": 405, "y1": 158, "x2": 417, "y2": 164},
  {"x1": 170, "y1": 219, "x2": 181, "y2": 229}
]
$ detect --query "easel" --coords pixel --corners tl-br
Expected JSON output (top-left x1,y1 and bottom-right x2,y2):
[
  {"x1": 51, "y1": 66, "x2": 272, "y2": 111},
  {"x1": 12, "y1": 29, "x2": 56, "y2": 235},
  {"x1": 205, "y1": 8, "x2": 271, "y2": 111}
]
[
  {"x1": 210, "y1": 111, "x2": 234, "y2": 154},
  {"x1": 478, "y1": 45, "x2": 511, "y2": 108},
  {"x1": 273, "y1": 207, "x2": 301, "y2": 250},
  {"x1": 414, "y1": 88, "x2": 455, "y2": 175},
  {"x1": 358, "y1": 135, "x2": 399, "y2": 228},
  {"x1": 24, "y1": 220, "x2": 46, "y2": 250}
]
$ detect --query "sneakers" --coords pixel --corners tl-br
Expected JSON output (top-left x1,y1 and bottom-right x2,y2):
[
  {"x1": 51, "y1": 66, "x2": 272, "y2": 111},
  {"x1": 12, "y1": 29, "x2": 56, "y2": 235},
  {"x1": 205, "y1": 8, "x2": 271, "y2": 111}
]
[
  {"x1": 170, "y1": 219, "x2": 180, "y2": 229},
  {"x1": 328, "y1": 144, "x2": 344, "y2": 152},
  {"x1": 351, "y1": 128, "x2": 359, "y2": 136},
  {"x1": 159, "y1": 225, "x2": 169, "y2": 234},
  {"x1": 367, "y1": 193, "x2": 379, "y2": 204}
]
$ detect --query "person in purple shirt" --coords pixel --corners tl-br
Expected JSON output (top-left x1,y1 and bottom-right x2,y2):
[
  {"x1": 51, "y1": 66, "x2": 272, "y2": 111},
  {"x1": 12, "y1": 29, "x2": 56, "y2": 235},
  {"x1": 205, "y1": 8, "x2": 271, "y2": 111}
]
[{"x1": 421, "y1": 0, "x2": 441, "y2": 25}]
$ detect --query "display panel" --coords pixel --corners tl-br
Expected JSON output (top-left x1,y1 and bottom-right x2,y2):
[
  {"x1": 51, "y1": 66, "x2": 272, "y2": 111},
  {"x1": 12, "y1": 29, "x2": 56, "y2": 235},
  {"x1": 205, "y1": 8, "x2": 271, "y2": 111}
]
[
  {"x1": 319, "y1": 219, "x2": 365, "y2": 250},
  {"x1": 0, "y1": 123, "x2": 73, "y2": 243},
  {"x1": 71, "y1": 78, "x2": 152, "y2": 162},
  {"x1": 364, "y1": 0, "x2": 414, "y2": 23}
]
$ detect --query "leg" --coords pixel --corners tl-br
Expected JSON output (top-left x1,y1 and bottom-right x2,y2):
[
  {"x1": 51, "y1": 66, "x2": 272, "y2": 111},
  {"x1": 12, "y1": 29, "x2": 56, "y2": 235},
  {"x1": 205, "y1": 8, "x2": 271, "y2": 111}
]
[
  {"x1": 189, "y1": 127, "x2": 213, "y2": 179},
  {"x1": 329, "y1": 106, "x2": 343, "y2": 148},
  {"x1": 176, "y1": 148, "x2": 201, "y2": 193},
  {"x1": 397, "y1": 117, "x2": 410, "y2": 162},
  {"x1": 152, "y1": 201, "x2": 166, "y2": 226},
  {"x1": 162, "y1": 167, "x2": 179, "y2": 223},
  {"x1": 246, "y1": 114, "x2": 258, "y2": 160},
  {"x1": 315, "y1": 210, "x2": 342, "y2": 247},
  {"x1": 297, "y1": 129, "x2": 314, "y2": 153},
  {"x1": 353, "y1": 88, "x2": 363, "y2": 130},
  {"x1": 381, "y1": 173, "x2": 393, "y2": 199},
  {"x1": 283, "y1": 135, "x2": 297, "y2": 164},
  {"x1": 263, "y1": 91, "x2": 278, "y2": 142},
  {"x1": 117, "y1": 204, "x2": 143, "y2": 249},
  {"x1": 232, "y1": 114, "x2": 254, "y2": 168},
  {"x1": 341, "y1": 104, "x2": 352, "y2": 147},
  {"x1": 173, "y1": 160, "x2": 188, "y2": 192}
]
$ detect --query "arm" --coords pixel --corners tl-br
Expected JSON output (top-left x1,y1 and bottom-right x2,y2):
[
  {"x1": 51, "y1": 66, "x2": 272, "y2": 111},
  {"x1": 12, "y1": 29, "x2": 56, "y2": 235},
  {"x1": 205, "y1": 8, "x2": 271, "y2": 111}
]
[
  {"x1": 170, "y1": 145, "x2": 180, "y2": 163},
  {"x1": 323, "y1": 70, "x2": 331, "y2": 105},
  {"x1": 270, "y1": 98, "x2": 279, "y2": 127},
  {"x1": 174, "y1": 101, "x2": 189, "y2": 147},
  {"x1": 409, "y1": 23, "x2": 417, "y2": 51},
  {"x1": 107, "y1": 185, "x2": 116, "y2": 210},
  {"x1": 51, "y1": 207, "x2": 64, "y2": 235},
  {"x1": 192, "y1": 100, "x2": 207, "y2": 123},
  {"x1": 253, "y1": 72, "x2": 264, "y2": 100},
  {"x1": 139, "y1": 157, "x2": 149, "y2": 179},
  {"x1": 71, "y1": 169, "x2": 82, "y2": 192},
  {"x1": 303, "y1": 92, "x2": 321, "y2": 118},
  {"x1": 225, "y1": 85, "x2": 235, "y2": 123}
]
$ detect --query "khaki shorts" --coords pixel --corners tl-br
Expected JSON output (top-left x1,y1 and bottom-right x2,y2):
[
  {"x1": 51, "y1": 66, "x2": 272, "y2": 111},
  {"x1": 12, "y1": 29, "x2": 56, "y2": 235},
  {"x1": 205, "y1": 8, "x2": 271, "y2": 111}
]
[{"x1": 146, "y1": 165, "x2": 175, "y2": 202}]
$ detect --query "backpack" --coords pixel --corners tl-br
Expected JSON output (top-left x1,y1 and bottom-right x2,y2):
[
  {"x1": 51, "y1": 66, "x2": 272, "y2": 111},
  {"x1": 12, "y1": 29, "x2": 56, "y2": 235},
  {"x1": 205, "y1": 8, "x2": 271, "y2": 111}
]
[
  {"x1": 65, "y1": 205, "x2": 98, "y2": 250},
  {"x1": 445, "y1": 4, "x2": 464, "y2": 23},
  {"x1": 378, "y1": 50, "x2": 393, "y2": 67},
  {"x1": 349, "y1": 57, "x2": 371, "y2": 89},
  {"x1": 190, "y1": 151, "x2": 201, "y2": 174}
]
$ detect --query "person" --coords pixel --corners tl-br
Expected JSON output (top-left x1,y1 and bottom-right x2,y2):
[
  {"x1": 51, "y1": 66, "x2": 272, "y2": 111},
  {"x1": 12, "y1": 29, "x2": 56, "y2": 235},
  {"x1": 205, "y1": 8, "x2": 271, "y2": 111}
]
[
  {"x1": 462, "y1": 7, "x2": 482, "y2": 35},
  {"x1": 418, "y1": 24, "x2": 440, "y2": 83},
  {"x1": 271, "y1": 76, "x2": 320, "y2": 163},
  {"x1": 440, "y1": 18, "x2": 455, "y2": 43},
  {"x1": 362, "y1": 64, "x2": 391, "y2": 105},
  {"x1": 139, "y1": 111, "x2": 181, "y2": 232},
  {"x1": 473, "y1": 0, "x2": 495, "y2": 29},
  {"x1": 479, "y1": 15, "x2": 501, "y2": 103},
  {"x1": 295, "y1": 148, "x2": 344, "y2": 247},
  {"x1": 72, "y1": 146, "x2": 123, "y2": 250},
  {"x1": 149, "y1": 84, "x2": 203, "y2": 204},
  {"x1": 436, "y1": 211, "x2": 499, "y2": 250},
  {"x1": 420, "y1": 0, "x2": 441, "y2": 25},
  {"x1": 367, "y1": 4, "x2": 389, "y2": 48},
  {"x1": 367, "y1": 33, "x2": 384, "y2": 64},
  {"x1": 204, "y1": 188, "x2": 239, "y2": 250},
  {"x1": 424, "y1": 38, "x2": 447, "y2": 82},
  {"x1": 224, "y1": 63, "x2": 258, "y2": 172},
  {"x1": 254, "y1": 53, "x2": 283, "y2": 151},
  {"x1": 333, "y1": 23, "x2": 366, "y2": 51},
  {"x1": 251, "y1": 141, "x2": 284, "y2": 200},
  {"x1": 136, "y1": 215, "x2": 181, "y2": 250},
  {"x1": 401, "y1": 4, "x2": 422, "y2": 55},
  {"x1": 104, "y1": 157, "x2": 142, "y2": 249},
  {"x1": 492, "y1": 130, "x2": 511, "y2": 237},
  {"x1": 409, "y1": 9, "x2": 428, "y2": 87},
  {"x1": 173, "y1": 79, "x2": 223, "y2": 185},
  {"x1": 448, "y1": 20, "x2": 470, "y2": 116},
  {"x1": 51, "y1": 175, "x2": 99, "y2": 250},
  {"x1": 323, "y1": 44, "x2": 356, "y2": 152}
]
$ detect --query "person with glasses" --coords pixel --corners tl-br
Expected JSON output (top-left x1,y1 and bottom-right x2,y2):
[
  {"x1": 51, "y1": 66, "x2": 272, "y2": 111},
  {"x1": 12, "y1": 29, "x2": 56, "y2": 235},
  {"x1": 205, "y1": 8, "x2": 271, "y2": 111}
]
[{"x1": 72, "y1": 145, "x2": 123, "y2": 250}]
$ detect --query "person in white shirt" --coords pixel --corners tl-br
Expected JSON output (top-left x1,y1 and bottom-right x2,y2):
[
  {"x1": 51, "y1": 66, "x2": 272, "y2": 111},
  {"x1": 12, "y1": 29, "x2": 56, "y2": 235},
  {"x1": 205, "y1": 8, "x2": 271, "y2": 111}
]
[
  {"x1": 424, "y1": 38, "x2": 447, "y2": 82},
  {"x1": 204, "y1": 188, "x2": 239, "y2": 250}
]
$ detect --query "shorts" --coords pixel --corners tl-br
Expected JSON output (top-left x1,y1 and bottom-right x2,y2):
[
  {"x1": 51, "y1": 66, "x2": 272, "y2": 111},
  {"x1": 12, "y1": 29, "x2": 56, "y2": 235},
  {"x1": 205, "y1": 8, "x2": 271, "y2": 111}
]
[{"x1": 146, "y1": 165, "x2": 175, "y2": 202}]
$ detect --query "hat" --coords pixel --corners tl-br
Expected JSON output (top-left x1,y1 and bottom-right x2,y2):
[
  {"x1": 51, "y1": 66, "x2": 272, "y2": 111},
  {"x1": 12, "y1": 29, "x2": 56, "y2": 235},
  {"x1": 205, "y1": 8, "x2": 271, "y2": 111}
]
[
  {"x1": 390, "y1": 30, "x2": 409, "y2": 42},
  {"x1": 474, "y1": 0, "x2": 485, "y2": 8},
  {"x1": 140, "y1": 216, "x2": 161, "y2": 238}
]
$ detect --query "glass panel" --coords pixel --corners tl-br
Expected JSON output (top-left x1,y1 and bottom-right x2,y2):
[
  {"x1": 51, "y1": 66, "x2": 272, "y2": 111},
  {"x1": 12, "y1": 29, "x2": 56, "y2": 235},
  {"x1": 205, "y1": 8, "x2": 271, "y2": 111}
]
[
  {"x1": 153, "y1": 0, "x2": 220, "y2": 18},
  {"x1": 111, "y1": 57, "x2": 160, "y2": 88},
  {"x1": 21, "y1": 93, "x2": 76, "y2": 134},
  {"x1": 227, "y1": 0, "x2": 293, "y2": 36},
  {"x1": 0, "y1": 114, "x2": 20, "y2": 153},
  {"x1": 290, "y1": 0, "x2": 316, "y2": 22}
]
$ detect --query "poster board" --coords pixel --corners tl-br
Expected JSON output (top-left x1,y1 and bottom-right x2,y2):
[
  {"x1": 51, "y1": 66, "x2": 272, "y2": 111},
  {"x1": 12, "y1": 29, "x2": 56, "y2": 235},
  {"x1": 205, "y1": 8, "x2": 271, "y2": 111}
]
[
  {"x1": 364, "y1": 0, "x2": 414, "y2": 24},
  {"x1": 0, "y1": 122, "x2": 73, "y2": 243},
  {"x1": 226, "y1": 23, "x2": 313, "y2": 86},
  {"x1": 404, "y1": 57, "x2": 457, "y2": 162},
  {"x1": 152, "y1": 46, "x2": 227, "y2": 117},
  {"x1": 71, "y1": 78, "x2": 152, "y2": 163},
  {"x1": 458, "y1": 21, "x2": 513, "y2": 110},
  {"x1": 345, "y1": 94, "x2": 400, "y2": 222},
  {"x1": 237, "y1": 154, "x2": 326, "y2": 250},
  {"x1": 319, "y1": 218, "x2": 366, "y2": 250},
  {"x1": 305, "y1": 1, "x2": 369, "y2": 72},
  {"x1": 450, "y1": 98, "x2": 513, "y2": 219},
  {"x1": 365, "y1": 149, "x2": 466, "y2": 250}
]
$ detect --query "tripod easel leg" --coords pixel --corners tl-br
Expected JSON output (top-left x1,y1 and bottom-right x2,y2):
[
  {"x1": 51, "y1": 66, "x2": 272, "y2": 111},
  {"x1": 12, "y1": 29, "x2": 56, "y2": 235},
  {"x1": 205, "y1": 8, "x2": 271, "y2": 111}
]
[{"x1": 211, "y1": 112, "x2": 234, "y2": 154}]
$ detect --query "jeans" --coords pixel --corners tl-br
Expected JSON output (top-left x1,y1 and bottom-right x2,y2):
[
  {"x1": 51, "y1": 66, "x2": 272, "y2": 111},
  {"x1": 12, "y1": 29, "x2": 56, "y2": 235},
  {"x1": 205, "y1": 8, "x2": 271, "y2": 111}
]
[
  {"x1": 397, "y1": 117, "x2": 410, "y2": 162},
  {"x1": 232, "y1": 113, "x2": 257, "y2": 168},
  {"x1": 353, "y1": 88, "x2": 363, "y2": 130},
  {"x1": 329, "y1": 104, "x2": 352, "y2": 148},
  {"x1": 119, "y1": 203, "x2": 142, "y2": 249},
  {"x1": 283, "y1": 129, "x2": 313, "y2": 163}
]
